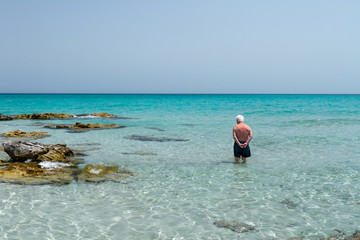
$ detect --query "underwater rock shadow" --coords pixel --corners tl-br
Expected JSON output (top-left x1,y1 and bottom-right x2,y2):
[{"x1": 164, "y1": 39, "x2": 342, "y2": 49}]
[
  {"x1": 124, "y1": 135, "x2": 189, "y2": 142},
  {"x1": 214, "y1": 220, "x2": 256, "y2": 233},
  {"x1": 44, "y1": 122, "x2": 126, "y2": 133},
  {"x1": 122, "y1": 151, "x2": 158, "y2": 156}
]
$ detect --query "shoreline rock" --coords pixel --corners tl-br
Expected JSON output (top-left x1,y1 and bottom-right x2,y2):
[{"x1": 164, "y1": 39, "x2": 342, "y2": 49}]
[
  {"x1": 2, "y1": 141, "x2": 74, "y2": 162},
  {"x1": 0, "y1": 162, "x2": 75, "y2": 185},
  {"x1": 2, "y1": 130, "x2": 48, "y2": 139},
  {"x1": 14, "y1": 113, "x2": 74, "y2": 120},
  {"x1": 89, "y1": 112, "x2": 116, "y2": 118},
  {"x1": 11, "y1": 112, "x2": 120, "y2": 120},
  {"x1": 0, "y1": 141, "x2": 134, "y2": 185},
  {"x1": 0, "y1": 114, "x2": 13, "y2": 121}
]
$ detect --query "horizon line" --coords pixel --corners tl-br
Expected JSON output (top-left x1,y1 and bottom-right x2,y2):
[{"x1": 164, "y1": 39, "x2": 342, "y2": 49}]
[{"x1": 0, "y1": 93, "x2": 359, "y2": 95}]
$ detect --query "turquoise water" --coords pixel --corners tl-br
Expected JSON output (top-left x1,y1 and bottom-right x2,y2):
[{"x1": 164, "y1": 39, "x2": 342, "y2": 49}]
[{"x1": 1, "y1": 94, "x2": 360, "y2": 239}]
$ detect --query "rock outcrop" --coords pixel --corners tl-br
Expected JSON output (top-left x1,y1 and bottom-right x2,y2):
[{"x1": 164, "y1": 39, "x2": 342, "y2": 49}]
[
  {"x1": 77, "y1": 164, "x2": 134, "y2": 183},
  {"x1": 2, "y1": 130, "x2": 48, "y2": 139},
  {"x1": 90, "y1": 112, "x2": 116, "y2": 118},
  {"x1": 12, "y1": 112, "x2": 117, "y2": 120},
  {"x1": 14, "y1": 113, "x2": 74, "y2": 120},
  {"x1": 2, "y1": 141, "x2": 74, "y2": 162},
  {"x1": 0, "y1": 114, "x2": 13, "y2": 121},
  {"x1": 44, "y1": 122, "x2": 124, "y2": 132},
  {"x1": 0, "y1": 162, "x2": 75, "y2": 185},
  {"x1": 0, "y1": 141, "x2": 134, "y2": 185}
]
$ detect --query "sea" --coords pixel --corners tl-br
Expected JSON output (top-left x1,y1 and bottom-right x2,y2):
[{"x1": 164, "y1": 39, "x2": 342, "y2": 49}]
[{"x1": 0, "y1": 94, "x2": 360, "y2": 240}]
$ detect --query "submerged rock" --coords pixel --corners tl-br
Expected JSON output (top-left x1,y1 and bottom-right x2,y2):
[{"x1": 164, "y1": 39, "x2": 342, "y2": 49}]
[
  {"x1": 77, "y1": 164, "x2": 134, "y2": 183},
  {"x1": 179, "y1": 123, "x2": 197, "y2": 127},
  {"x1": 2, "y1": 130, "x2": 48, "y2": 139},
  {"x1": 320, "y1": 230, "x2": 360, "y2": 240},
  {"x1": 147, "y1": 127, "x2": 165, "y2": 132},
  {"x1": 14, "y1": 113, "x2": 74, "y2": 120},
  {"x1": 0, "y1": 114, "x2": 13, "y2": 121},
  {"x1": 122, "y1": 151, "x2": 158, "y2": 156},
  {"x1": 281, "y1": 199, "x2": 298, "y2": 209},
  {"x1": 0, "y1": 162, "x2": 75, "y2": 185},
  {"x1": 73, "y1": 122, "x2": 121, "y2": 129},
  {"x1": 124, "y1": 135, "x2": 189, "y2": 142},
  {"x1": 214, "y1": 220, "x2": 256, "y2": 233},
  {"x1": 2, "y1": 141, "x2": 74, "y2": 162},
  {"x1": 44, "y1": 122, "x2": 124, "y2": 132}
]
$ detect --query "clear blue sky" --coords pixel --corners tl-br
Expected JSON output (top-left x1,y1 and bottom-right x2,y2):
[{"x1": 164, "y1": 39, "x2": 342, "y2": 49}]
[{"x1": 0, "y1": 0, "x2": 359, "y2": 93}]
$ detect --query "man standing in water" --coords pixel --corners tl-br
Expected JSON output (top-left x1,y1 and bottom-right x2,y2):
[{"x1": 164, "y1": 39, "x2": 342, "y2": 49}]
[{"x1": 233, "y1": 115, "x2": 253, "y2": 164}]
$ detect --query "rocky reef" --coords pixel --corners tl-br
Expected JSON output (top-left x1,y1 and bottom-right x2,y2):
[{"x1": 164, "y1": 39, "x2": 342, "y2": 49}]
[
  {"x1": 10, "y1": 112, "x2": 118, "y2": 120},
  {"x1": 77, "y1": 164, "x2": 134, "y2": 183},
  {"x1": 2, "y1": 130, "x2": 48, "y2": 139},
  {"x1": 44, "y1": 122, "x2": 125, "y2": 132},
  {"x1": 0, "y1": 114, "x2": 13, "y2": 121},
  {"x1": 2, "y1": 141, "x2": 74, "y2": 162},
  {"x1": 89, "y1": 112, "x2": 116, "y2": 118},
  {"x1": 0, "y1": 141, "x2": 133, "y2": 185},
  {"x1": 14, "y1": 113, "x2": 74, "y2": 120},
  {"x1": 0, "y1": 161, "x2": 75, "y2": 185}
]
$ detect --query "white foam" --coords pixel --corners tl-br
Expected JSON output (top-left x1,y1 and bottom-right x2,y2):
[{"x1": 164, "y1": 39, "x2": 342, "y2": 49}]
[
  {"x1": 73, "y1": 115, "x2": 99, "y2": 119},
  {"x1": 90, "y1": 168, "x2": 102, "y2": 175},
  {"x1": 39, "y1": 161, "x2": 71, "y2": 169}
]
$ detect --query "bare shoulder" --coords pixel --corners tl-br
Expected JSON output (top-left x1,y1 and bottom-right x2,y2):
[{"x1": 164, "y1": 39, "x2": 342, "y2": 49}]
[{"x1": 244, "y1": 124, "x2": 252, "y2": 130}]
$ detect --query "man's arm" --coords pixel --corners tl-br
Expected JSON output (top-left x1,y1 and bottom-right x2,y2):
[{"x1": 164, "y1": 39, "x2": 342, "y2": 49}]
[
  {"x1": 233, "y1": 127, "x2": 242, "y2": 147},
  {"x1": 244, "y1": 128, "x2": 253, "y2": 146}
]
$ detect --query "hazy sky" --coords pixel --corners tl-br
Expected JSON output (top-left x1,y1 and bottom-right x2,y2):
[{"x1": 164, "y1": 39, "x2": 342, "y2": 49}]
[{"x1": 1, "y1": 1, "x2": 359, "y2": 93}]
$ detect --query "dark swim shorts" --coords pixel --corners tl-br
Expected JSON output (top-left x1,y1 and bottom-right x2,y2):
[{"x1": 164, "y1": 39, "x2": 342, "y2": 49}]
[{"x1": 233, "y1": 141, "x2": 251, "y2": 158}]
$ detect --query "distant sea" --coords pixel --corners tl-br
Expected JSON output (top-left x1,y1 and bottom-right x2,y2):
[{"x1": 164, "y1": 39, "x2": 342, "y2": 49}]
[{"x1": 1, "y1": 94, "x2": 360, "y2": 239}]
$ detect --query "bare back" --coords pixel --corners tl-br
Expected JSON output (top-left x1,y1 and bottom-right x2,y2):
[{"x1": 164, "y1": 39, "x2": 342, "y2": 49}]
[{"x1": 233, "y1": 123, "x2": 252, "y2": 142}]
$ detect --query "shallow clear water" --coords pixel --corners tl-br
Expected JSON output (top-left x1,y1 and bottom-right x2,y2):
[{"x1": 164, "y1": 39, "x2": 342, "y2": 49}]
[{"x1": 1, "y1": 94, "x2": 360, "y2": 239}]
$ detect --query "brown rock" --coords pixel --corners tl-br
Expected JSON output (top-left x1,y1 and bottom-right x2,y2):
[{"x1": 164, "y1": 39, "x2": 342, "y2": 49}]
[
  {"x1": 77, "y1": 164, "x2": 134, "y2": 183},
  {"x1": 73, "y1": 122, "x2": 120, "y2": 129},
  {"x1": 14, "y1": 113, "x2": 74, "y2": 120},
  {"x1": 0, "y1": 114, "x2": 13, "y2": 121},
  {"x1": 44, "y1": 122, "x2": 124, "y2": 132},
  {"x1": 90, "y1": 112, "x2": 116, "y2": 118},
  {"x1": 37, "y1": 145, "x2": 75, "y2": 163},
  {"x1": 0, "y1": 160, "x2": 10, "y2": 166},
  {"x1": 2, "y1": 130, "x2": 48, "y2": 139},
  {"x1": 2, "y1": 141, "x2": 74, "y2": 162},
  {"x1": 0, "y1": 162, "x2": 75, "y2": 185}
]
